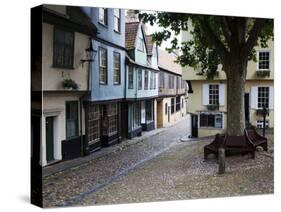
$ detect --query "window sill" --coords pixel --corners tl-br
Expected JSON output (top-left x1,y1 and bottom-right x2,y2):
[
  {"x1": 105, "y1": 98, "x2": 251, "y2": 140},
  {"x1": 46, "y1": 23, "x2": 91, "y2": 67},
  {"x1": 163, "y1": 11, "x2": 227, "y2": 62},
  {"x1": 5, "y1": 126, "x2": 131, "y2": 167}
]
[
  {"x1": 114, "y1": 29, "x2": 121, "y2": 34},
  {"x1": 52, "y1": 64, "x2": 74, "y2": 70},
  {"x1": 114, "y1": 83, "x2": 121, "y2": 85},
  {"x1": 199, "y1": 127, "x2": 223, "y2": 130},
  {"x1": 98, "y1": 22, "x2": 108, "y2": 28},
  {"x1": 65, "y1": 135, "x2": 80, "y2": 141}
]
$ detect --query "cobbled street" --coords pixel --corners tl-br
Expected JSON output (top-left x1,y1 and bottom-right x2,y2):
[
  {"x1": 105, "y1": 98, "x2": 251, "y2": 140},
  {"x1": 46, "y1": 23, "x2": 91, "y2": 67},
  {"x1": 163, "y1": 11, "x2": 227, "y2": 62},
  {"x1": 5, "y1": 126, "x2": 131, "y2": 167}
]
[{"x1": 42, "y1": 116, "x2": 273, "y2": 208}]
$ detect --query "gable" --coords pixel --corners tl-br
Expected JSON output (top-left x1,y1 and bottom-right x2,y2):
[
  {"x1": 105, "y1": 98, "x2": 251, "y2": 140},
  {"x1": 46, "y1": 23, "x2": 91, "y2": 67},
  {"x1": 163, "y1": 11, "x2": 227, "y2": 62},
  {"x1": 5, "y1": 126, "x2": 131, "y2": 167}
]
[{"x1": 134, "y1": 24, "x2": 147, "y2": 54}]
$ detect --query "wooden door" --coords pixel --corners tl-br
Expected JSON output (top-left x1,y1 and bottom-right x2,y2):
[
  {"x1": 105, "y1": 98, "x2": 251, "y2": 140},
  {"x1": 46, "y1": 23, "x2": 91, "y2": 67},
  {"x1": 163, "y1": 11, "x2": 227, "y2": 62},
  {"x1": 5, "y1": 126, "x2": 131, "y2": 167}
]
[{"x1": 45, "y1": 116, "x2": 54, "y2": 162}]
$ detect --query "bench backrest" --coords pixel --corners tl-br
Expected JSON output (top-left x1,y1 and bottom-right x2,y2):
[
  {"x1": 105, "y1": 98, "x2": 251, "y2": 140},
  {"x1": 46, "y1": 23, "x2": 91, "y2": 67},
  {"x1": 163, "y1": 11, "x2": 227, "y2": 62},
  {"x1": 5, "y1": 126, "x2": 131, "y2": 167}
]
[{"x1": 211, "y1": 134, "x2": 227, "y2": 148}]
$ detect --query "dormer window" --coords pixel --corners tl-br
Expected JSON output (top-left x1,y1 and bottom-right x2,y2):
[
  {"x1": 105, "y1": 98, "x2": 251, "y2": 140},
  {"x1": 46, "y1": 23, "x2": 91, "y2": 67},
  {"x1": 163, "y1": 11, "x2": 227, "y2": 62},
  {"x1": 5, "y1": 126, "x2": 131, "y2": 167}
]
[
  {"x1": 99, "y1": 8, "x2": 108, "y2": 26},
  {"x1": 137, "y1": 36, "x2": 145, "y2": 52}
]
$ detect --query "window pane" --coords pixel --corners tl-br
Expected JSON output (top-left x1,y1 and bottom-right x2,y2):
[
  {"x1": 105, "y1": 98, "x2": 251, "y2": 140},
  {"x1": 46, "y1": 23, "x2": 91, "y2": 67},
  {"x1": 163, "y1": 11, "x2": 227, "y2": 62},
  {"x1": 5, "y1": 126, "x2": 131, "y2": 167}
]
[
  {"x1": 53, "y1": 28, "x2": 74, "y2": 68},
  {"x1": 66, "y1": 101, "x2": 78, "y2": 138},
  {"x1": 138, "y1": 69, "x2": 142, "y2": 90},
  {"x1": 99, "y1": 48, "x2": 107, "y2": 83},
  {"x1": 113, "y1": 52, "x2": 120, "y2": 84},
  {"x1": 144, "y1": 70, "x2": 149, "y2": 89},
  {"x1": 99, "y1": 8, "x2": 107, "y2": 25},
  {"x1": 258, "y1": 51, "x2": 270, "y2": 70},
  {"x1": 128, "y1": 66, "x2": 134, "y2": 89}
]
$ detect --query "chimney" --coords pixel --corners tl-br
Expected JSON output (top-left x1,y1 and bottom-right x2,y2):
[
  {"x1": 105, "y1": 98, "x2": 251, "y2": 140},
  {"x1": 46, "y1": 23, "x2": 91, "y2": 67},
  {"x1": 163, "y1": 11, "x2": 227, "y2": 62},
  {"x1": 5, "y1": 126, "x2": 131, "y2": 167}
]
[{"x1": 126, "y1": 9, "x2": 139, "y2": 22}]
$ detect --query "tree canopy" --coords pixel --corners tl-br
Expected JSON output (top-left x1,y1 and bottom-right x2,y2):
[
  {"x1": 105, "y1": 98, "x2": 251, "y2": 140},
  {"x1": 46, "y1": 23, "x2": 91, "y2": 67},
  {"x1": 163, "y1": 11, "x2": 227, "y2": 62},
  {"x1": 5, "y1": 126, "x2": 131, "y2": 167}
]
[
  {"x1": 138, "y1": 11, "x2": 273, "y2": 135},
  {"x1": 138, "y1": 11, "x2": 273, "y2": 79}
]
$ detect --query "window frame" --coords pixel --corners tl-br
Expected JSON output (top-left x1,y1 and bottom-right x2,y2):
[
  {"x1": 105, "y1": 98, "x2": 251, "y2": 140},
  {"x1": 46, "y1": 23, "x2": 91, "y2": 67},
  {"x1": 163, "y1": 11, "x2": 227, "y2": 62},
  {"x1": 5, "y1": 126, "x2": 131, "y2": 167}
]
[
  {"x1": 176, "y1": 96, "x2": 181, "y2": 111},
  {"x1": 199, "y1": 113, "x2": 223, "y2": 129},
  {"x1": 107, "y1": 104, "x2": 118, "y2": 136},
  {"x1": 99, "y1": 47, "x2": 108, "y2": 84},
  {"x1": 159, "y1": 72, "x2": 165, "y2": 89},
  {"x1": 171, "y1": 98, "x2": 175, "y2": 114},
  {"x1": 53, "y1": 27, "x2": 74, "y2": 69},
  {"x1": 150, "y1": 71, "x2": 153, "y2": 89},
  {"x1": 257, "y1": 86, "x2": 269, "y2": 109},
  {"x1": 128, "y1": 66, "x2": 134, "y2": 89},
  {"x1": 98, "y1": 8, "x2": 108, "y2": 26},
  {"x1": 65, "y1": 101, "x2": 79, "y2": 139},
  {"x1": 113, "y1": 52, "x2": 121, "y2": 85},
  {"x1": 145, "y1": 100, "x2": 153, "y2": 122},
  {"x1": 169, "y1": 75, "x2": 175, "y2": 89},
  {"x1": 144, "y1": 70, "x2": 149, "y2": 90},
  {"x1": 113, "y1": 9, "x2": 121, "y2": 33},
  {"x1": 209, "y1": 84, "x2": 219, "y2": 105},
  {"x1": 87, "y1": 104, "x2": 100, "y2": 145},
  {"x1": 138, "y1": 69, "x2": 142, "y2": 90},
  {"x1": 257, "y1": 51, "x2": 270, "y2": 71},
  {"x1": 256, "y1": 120, "x2": 269, "y2": 129}
]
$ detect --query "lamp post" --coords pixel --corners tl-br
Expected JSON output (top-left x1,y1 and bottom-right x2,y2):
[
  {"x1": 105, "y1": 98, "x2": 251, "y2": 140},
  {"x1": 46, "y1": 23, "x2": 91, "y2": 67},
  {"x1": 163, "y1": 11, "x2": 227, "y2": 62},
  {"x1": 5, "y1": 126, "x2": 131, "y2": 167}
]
[
  {"x1": 80, "y1": 38, "x2": 97, "y2": 156},
  {"x1": 262, "y1": 106, "x2": 268, "y2": 136}
]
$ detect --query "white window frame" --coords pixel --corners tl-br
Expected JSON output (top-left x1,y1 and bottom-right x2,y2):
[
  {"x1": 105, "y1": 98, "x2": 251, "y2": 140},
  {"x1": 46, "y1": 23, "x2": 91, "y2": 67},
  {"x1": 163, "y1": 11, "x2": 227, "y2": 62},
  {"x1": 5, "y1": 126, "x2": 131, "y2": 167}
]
[
  {"x1": 257, "y1": 86, "x2": 270, "y2": 109},
  {"x1": 209, "y1": 84, "x2": 219, "y2": 105},
  {"x1": 199, "y1": 112, "x2": 223, "y2": 129},
  {"x1": 113, "y1": 52, "x2": 121, "y2": 84},
  {"x1": 113, "y1": 9, "x2": 121, "y2": 32},
  {"x1": 98, "y1": 8, "x2": 108, "y2": 26},
  {"x1": 256, "y1": 120, "x2": 269, "y2": 129},
  {"x1": 257, "y1": 51, "x2": 270, "y2": 71}
]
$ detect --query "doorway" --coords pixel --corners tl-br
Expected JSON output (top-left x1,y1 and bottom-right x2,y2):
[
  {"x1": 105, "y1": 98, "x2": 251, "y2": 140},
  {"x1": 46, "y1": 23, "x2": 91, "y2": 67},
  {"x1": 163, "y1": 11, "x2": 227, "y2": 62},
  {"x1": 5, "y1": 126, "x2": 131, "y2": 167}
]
[
  {"x1": 45, "y1": 116, "x2": 55, "y2": 163},
  {"x1": 244, "y1": 93, "x2": 250, "y2": 124}
]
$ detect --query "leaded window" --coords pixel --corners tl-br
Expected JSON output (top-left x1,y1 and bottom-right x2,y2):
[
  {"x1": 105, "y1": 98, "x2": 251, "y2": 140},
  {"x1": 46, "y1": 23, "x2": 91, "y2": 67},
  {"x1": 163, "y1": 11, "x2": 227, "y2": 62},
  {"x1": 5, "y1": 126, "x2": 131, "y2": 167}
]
[
  {"x1": 159, "y1": 72, "x2": 165, "y2": 89},
  {"x1": 53, "y1": 27, "x2": 74, "y2": 68},
  {"x1": 66, "y1": 101, "x2": 79, "y2": 139},
  {"x1": 128, "y1": 66, "x2": 134, "y2": 89},
  {"x1": 138, "y1": 69, "x2": 142, "y2": 90},
  {"x1": 144, "y1": 70, "x2": 149, "y2": 90},
  {"x1": 87, "y1": 104, "x2": 100, "y2": 145},
  {"x1": 108, "y1": 104, "x2": 118, "y2": 135}
]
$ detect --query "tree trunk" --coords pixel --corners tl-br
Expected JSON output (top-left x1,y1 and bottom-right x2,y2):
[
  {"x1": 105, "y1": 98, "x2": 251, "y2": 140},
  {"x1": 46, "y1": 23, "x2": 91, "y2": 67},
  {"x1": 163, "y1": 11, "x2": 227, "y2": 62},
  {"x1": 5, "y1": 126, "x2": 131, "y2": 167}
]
[{"x1": 225, "y1": 59, "x2": 248, "y2": 135}]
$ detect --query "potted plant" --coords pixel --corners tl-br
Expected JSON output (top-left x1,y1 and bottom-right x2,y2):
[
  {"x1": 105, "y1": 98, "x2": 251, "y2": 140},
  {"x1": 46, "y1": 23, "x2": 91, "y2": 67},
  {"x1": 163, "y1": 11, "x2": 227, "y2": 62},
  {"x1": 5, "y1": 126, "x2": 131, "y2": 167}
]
[
  {"x1": 256, "y1": 70, "x2": 270, "y2": 77},
  {"x1": 62, "y1": 79, "x2": 78, "y2": 90}
]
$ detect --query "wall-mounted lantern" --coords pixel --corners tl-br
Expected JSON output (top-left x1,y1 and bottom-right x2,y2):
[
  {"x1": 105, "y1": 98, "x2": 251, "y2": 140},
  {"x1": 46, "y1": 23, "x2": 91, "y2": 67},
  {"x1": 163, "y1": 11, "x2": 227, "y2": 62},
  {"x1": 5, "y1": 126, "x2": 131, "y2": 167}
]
[{"x1": 81, "y1": 38, "x2": 97, "y2": 66}]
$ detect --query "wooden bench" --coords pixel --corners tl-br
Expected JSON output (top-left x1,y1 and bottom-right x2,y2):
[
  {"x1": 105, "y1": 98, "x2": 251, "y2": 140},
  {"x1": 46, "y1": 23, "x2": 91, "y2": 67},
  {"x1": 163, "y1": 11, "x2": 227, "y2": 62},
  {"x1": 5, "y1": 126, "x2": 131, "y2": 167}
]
[
  {"x1": 244, "y1": 126, "x2": 268, "y2": 158},
  {"x1": 204, "y1": 134, "x2": 227, "y2": 160},
  {"x1": 204, "y1": 129, "x2": 266, "y2": 160}
]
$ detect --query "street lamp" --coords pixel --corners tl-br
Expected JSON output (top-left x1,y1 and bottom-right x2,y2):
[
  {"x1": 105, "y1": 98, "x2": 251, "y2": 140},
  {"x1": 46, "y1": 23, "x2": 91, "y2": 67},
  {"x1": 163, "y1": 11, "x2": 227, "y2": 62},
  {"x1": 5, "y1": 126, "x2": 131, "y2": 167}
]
[
  {"x1": 262, "y1": 106, "x2": 269, "y2": 136},
  {"x1": 81, "y1": 38, "x2": 97, "y2": 65}
]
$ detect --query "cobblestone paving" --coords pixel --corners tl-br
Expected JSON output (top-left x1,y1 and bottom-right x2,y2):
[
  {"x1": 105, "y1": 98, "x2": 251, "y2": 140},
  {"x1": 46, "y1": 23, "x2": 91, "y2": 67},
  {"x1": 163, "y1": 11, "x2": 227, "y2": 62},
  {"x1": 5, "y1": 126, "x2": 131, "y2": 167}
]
[
  {"x1": 77, "y1": 133, "x2": 273, "y2": 206},
  {"x1": 42, "y1": 116, "x2": 190, "y2": 207},
  {"x1": 43, "y1": 122, "x2": 273, "y2": 208}
]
